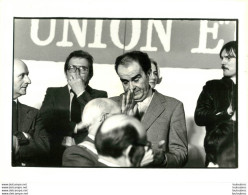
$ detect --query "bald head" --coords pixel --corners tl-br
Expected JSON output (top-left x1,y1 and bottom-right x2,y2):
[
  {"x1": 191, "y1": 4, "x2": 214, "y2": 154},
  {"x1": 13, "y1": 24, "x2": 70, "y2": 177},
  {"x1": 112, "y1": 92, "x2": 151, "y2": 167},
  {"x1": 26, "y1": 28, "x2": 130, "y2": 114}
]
[
  {"x1": 13, "y1": 59, "x2": 31, "y2": 99},
  {"x1": 99, "y1": 114, "x2": 146, "y2": 142},
  {"x1": 81, "y1": 98, "x2": 121, "y2": 136}
]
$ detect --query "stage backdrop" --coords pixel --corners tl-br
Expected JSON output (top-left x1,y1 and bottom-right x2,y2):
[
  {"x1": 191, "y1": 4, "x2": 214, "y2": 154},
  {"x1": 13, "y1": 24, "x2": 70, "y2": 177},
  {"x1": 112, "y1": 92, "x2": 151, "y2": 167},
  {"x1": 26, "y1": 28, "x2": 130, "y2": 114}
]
[{"x1": 14, "y1": 19, "x2": 237, "y2": 167}]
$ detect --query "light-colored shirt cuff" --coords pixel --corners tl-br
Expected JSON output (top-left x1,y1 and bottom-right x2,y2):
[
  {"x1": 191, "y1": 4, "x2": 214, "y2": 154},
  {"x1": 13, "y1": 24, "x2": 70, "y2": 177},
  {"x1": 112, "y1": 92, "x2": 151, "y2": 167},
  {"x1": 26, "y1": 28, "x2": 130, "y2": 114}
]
[
  {"x1": 22, "y1": 132, "x2": 30, "y2": 139},
  {"x1": 74, "y1": 124, "x2": 78, "y2": 134}
]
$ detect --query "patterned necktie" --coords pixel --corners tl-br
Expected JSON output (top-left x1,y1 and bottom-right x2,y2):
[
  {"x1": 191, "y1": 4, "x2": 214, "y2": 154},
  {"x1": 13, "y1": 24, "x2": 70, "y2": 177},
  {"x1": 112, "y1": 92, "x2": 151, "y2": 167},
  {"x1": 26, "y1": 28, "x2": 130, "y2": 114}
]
[
  {"x1": 70, "y1": 90, "x2": 81, "y2": 123},
  {"x1": 12, "y1": 101, "x2": 18, "y2": 133}
]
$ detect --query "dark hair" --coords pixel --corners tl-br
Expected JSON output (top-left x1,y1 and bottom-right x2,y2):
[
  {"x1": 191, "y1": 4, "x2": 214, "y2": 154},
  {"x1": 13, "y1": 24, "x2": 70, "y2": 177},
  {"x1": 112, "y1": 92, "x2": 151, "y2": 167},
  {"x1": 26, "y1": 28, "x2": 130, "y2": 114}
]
[
  {"x1": 95, "y1": 124, "x2": 139, "y2": 158},
  {"x1": 64, "y1": 50, "x2": 94, "y2": 80},
  {"x1": 115, "y1": 51, "x2": 151, "y2": 75},
  {"x1": 204, "y1": 120, "x2": 237, "y2": 166},
  {"x1": 219, "y1": 41, "x2": 237, "y2": 59}
]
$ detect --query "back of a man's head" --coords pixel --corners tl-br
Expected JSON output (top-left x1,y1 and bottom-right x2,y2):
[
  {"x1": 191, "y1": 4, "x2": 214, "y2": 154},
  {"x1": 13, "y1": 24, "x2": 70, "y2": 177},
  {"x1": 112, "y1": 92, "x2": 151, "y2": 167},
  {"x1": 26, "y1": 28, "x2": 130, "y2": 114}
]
[
  {"x1": 95, "y1": 114, "x2": 147, "y2": 167},
  {"x1": 81, "y1": 98, "x2": 121, "y2": 136}
]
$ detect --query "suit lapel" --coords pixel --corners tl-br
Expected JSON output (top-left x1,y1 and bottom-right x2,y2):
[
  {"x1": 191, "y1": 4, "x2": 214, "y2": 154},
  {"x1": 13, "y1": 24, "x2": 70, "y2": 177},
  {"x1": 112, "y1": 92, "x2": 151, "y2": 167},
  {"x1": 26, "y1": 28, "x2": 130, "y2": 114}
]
[
  {"x1": 17, "y1": 102, "x2": 33, "y2": 132},
  {"x1": 57, "y1": 85, "x2": 70, "y2": 118},
  {"x1": 141, "y1": 91, "x2": 166, "y2": 131}
]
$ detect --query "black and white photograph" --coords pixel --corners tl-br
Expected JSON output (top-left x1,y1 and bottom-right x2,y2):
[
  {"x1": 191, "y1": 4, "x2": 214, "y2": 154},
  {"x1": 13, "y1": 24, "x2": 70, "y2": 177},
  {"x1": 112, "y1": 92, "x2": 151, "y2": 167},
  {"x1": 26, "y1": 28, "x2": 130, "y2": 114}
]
[{"x1": 1, "y1": 0, "x2": 248, "y2": 195}]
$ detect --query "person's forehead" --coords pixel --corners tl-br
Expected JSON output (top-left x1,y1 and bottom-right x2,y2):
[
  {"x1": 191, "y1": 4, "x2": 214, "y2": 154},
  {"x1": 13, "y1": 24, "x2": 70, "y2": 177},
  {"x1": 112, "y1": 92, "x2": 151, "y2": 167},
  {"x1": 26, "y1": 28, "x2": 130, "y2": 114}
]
[
  {"x1": 14, "y1": 60, "x2": 28, "y2": 74},
  {"x1": 69, "y1": 57, "x2": 89, "y2": 66},
  {"x1": 118, "y1": 62, "x2": 144, "y2": 78},
  {"x1": 221, "y1": 48, "x2": 236, "y2": 56}
]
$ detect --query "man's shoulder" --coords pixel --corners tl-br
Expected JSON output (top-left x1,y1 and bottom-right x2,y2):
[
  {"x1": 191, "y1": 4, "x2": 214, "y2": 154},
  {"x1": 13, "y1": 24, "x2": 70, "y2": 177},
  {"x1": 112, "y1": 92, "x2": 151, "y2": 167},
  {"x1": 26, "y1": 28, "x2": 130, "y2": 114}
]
[
  {"x1": 64, "y1": 145, "x2": 97, "y2": 157},
  {"x1": 87, "y1": 86, "x2": 108, "y2": 97},
  {"x1": 46, "y1": 86, "x2": 68, "y2": 93},
  {"x1": 205, "y1": 79, "x2": 222, "y2": 86},
  {"x1": 204, "y1": 77, "x2": 233, "y2": 90},
  {"x1": 110, "y1": 94, "x2": 122, "y2": 101},
  {"x1": 63, "y1": 145, "x2": 98, "y2": 165},
  {"x1": 18, "y1": 102, "x2": 38, "y2": 115},
  {"x1": 154, "y1": 90, "x2": 182, "y2": 105}
]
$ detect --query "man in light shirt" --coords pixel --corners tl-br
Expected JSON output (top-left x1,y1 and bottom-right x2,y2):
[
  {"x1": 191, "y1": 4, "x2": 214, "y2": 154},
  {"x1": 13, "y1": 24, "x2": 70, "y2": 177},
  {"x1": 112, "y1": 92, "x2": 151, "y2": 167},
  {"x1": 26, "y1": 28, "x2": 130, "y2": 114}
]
[{"x1": 111, "y1": 51, "x2": 188, "y2": 167}]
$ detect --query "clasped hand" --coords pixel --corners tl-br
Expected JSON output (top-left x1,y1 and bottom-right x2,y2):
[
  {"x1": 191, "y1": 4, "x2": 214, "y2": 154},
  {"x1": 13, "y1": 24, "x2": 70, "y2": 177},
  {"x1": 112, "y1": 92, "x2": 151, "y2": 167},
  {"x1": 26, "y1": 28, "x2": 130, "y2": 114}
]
[{"x1": 68, "y1": 73, "x2": 86, "y2": 96}]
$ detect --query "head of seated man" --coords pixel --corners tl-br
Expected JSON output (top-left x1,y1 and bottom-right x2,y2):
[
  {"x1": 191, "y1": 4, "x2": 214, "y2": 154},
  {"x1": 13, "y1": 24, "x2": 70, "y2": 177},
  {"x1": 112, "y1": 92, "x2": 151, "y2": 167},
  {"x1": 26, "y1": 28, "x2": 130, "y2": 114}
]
[
  {"x1": 94, "y1": 114, "x2": 151, "y2": 167},
  {"x1": 79, "y1": 98, "x2": 121, "y2": 140}
]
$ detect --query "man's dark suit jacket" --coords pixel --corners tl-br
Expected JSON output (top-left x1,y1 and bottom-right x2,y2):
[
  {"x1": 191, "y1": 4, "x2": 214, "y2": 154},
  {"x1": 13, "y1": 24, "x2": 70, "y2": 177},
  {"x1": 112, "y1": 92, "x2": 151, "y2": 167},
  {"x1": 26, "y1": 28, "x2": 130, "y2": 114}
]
[
  {"x1": 13, "y1": 101, "x2": 50, "y2": 166},
  {"x1": 39, "y1": 85, "x2": 107, "y2": 166},
  {"x1": 62, "y1": 136, "x2": 106, "y2": 167},
  {"x1": 194, "y1": 77, "x2": 237, "y2": 166},
  {"x1": 111, "y1": 90, "x2": 188, "y2": 168}
]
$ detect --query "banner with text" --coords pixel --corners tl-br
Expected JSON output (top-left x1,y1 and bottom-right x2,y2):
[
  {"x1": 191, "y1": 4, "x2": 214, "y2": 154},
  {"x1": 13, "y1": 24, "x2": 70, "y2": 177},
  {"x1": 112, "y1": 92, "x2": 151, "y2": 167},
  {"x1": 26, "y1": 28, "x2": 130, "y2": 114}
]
[{"x1": 14, "y1": 19, "x2": 236, "y2": 69}]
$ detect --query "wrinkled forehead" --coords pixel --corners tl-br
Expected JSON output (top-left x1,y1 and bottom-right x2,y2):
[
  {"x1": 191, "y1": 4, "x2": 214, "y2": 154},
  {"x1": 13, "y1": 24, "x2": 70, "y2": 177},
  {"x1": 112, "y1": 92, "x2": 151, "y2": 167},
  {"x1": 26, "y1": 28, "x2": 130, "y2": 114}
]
[{"x1": 117, "y1": 62, "x2": 145, "y2": 78}]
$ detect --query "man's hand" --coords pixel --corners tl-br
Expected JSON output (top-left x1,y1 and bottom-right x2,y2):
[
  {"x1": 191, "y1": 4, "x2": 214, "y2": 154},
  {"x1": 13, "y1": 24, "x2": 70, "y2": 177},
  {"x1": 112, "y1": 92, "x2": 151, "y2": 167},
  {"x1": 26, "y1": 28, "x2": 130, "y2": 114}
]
[
  {"x1": 121, "y1": 89, "x2": 138, "y2": 116},
  {"x1": 140, "y1": 146, "x2": 154, "y2": 167},
  {"x1": 13, "y1": 135, "x2": 19, "y2": 155},
  {"x1": 68, "y1": 72, "x2": 86, "y2": 96}
]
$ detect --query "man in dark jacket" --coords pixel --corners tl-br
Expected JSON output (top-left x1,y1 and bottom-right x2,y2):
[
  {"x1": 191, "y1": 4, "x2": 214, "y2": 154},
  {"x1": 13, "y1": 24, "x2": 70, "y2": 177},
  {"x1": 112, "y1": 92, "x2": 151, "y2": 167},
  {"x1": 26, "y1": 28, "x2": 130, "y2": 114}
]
[
  {"x1": 194, "y1": 41, "x2": 237, "y2": 167},
  {"x1": 13, "y1": 59, "x2": 50, "y2": 166},
  {"x1": 40, "y1": 50, "x2": 107, "y2": 166}
]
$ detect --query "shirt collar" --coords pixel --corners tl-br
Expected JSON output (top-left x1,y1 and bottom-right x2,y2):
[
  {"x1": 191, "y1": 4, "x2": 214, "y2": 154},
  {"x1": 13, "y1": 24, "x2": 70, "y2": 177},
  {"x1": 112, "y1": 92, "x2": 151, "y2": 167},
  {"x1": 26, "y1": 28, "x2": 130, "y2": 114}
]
[
  {"x1": 98, "y1": 157, "x2": 121, "y2": 167},
  {"x1": 231, "y1": 76, "x2": 236, "y2": 84},
  {"x1": 137, "y1": 88, "x2": 154, "y2": 112},
  {"x1": 78, "y1": 140, "x2": 98, "y2": 155}
]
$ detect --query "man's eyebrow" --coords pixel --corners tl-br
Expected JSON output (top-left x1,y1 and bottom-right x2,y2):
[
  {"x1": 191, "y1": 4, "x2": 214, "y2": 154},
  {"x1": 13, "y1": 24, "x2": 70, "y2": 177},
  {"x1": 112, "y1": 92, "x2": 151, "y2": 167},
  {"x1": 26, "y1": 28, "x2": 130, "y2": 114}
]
[
  {"x1": 120, "y1": 78, "x2": 128, "y2": 82},
  {"x1": 131, "y1": 74, "x2": 141, "y2": 81},
  {"x1": 120, "y1": 74, "x2": 141, "y2": 82}
]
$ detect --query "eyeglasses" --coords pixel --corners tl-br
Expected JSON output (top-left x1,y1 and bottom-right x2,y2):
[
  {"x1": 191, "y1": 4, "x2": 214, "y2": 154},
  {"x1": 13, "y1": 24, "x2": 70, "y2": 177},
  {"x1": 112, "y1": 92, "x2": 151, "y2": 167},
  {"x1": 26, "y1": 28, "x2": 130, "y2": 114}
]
[{"x1": 67, "y1": 65, "x2": 89, "y2": 73}]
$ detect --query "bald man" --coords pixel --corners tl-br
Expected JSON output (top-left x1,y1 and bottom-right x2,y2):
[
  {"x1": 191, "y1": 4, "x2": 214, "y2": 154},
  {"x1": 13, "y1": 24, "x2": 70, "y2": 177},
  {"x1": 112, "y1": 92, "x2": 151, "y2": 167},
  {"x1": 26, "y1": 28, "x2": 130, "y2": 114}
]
[
  {"x1": 12, "y1": 59, "x2": 50, "y2": 166},
  {"x1": 62, "y1": 98, "x2": 121, "y2": 167},
  {"x1": 95, "y1": 114, "x2": 153, "y2": 167}
]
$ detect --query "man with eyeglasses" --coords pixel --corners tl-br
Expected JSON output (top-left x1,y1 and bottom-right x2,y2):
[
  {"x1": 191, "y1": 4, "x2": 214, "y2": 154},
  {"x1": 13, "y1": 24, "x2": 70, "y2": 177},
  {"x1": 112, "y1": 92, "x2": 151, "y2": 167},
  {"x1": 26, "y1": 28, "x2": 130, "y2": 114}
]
[
  {"x1": 194, "y1": 41, "x2": 237, "y2": 167},
  {"x1": 40, "y1": 50, "x2": 107, "y2": 166}
]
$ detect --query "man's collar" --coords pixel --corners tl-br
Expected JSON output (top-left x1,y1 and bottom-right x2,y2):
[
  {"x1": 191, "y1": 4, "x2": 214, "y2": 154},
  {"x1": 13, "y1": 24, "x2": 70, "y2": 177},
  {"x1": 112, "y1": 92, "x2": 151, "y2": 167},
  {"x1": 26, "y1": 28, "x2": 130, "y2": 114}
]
[
  {"x1": 231, "y1": 76, "x2": 236, "y2": 84},
  {"x1": 137, "y1": 87, "x2": 154, "y2": 112},
  {"x1": 67, "y1": 84, "x2": 90, "y2": 93},
  {"x1": 98, "y1": 157, "x2": 121, "y2": 167}
]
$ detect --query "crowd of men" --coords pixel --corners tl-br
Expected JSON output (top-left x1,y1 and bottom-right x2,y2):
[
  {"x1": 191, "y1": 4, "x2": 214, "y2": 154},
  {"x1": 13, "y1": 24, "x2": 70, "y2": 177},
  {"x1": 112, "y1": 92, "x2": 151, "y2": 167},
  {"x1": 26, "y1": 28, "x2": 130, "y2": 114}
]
[{"x1": 12, "y1": 41, "x2": 237, "y2": 168}]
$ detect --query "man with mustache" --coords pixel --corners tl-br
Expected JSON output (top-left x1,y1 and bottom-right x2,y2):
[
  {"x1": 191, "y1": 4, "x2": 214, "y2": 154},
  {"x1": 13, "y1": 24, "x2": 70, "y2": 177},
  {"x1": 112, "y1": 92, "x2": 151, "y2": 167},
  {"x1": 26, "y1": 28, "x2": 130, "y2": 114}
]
[
  {"x1": 194, "y1": 41, "x2": 237, "y2": 167},
  {"x1": 111, "y1": 51, "x2": 188, "y2": 167},
  {"x1": 13, "y1": 59, "x2": 50, "y2": 166}
]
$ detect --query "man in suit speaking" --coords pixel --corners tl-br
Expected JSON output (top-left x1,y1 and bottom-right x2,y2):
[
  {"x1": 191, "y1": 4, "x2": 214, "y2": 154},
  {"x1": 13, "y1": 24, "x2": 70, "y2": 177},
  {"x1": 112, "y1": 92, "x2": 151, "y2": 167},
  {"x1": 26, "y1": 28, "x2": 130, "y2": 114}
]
[
  {"x1": 111, "y1": 51, "x2": 188, "y2": 167},
  {"x1": 13, "y1": 59, "x2": 50, "y2": 166},
  {"x1": 40, "y1": 50, "x2": 107, "y2": 166}
]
